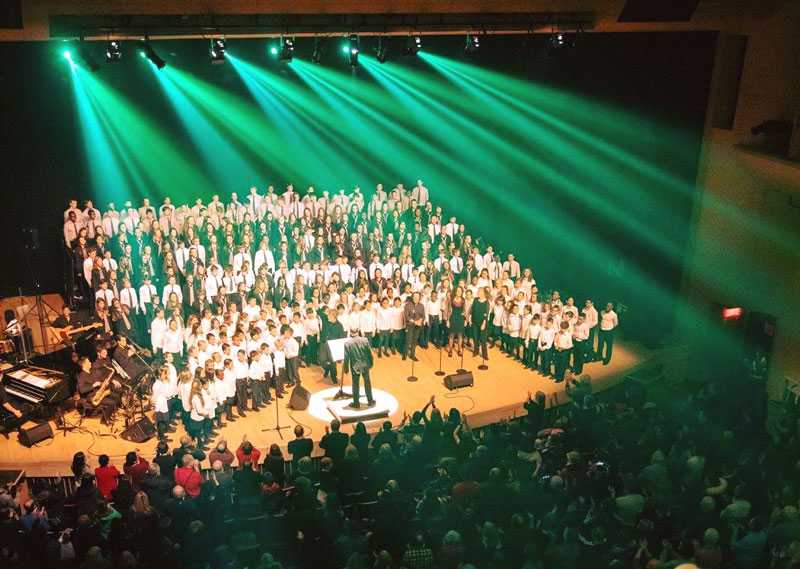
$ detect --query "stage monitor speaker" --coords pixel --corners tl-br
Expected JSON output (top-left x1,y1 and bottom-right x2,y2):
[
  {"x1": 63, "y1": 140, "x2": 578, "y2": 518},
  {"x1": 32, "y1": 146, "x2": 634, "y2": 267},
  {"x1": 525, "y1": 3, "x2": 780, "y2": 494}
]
[
  {"x1": 121, "y1": 417, "x2": 156, "y2": 443},
  {"x1": 18, "y1": 422, "x2": 54, "y2": 447},
  {"x1": 288, "y1": 384, "x2": 310, "y2": 410},
  {"x1": 618, "y1": 0, "x2": 699, "y2": 22},
  {"x1": 445, "y1": 371, "x2": 474, "y2": 390}
]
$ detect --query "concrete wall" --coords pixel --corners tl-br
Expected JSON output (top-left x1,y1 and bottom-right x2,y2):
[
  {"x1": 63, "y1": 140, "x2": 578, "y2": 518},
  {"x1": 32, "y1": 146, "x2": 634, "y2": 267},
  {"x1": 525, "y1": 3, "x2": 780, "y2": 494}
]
[{"x1": 682, "y1": 1, "x2": 800, "y2": 398}]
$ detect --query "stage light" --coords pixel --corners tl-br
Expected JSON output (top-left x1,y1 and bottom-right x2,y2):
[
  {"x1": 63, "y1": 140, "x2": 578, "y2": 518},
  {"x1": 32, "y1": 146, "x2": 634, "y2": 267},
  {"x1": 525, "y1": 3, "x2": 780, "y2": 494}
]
[
  {"x1": 347, "y1": 34, "x2": 359, "y2": 66},
  {"x1": 311, "y1": 37, "x2": 323, "y2": 64},
  {"x1": 63, "y1": 50, "x2": 71, "y2": 59},
  {"x1": 141, "y1": 40, "x2": 166, "y2": 69},
  {"x1": 465, "y1": 33, "x2": 481, "y2": 54},
  {"x1": 375, "y1": 36, "x2": 389, "y2": 63},
  {"x1": 279, "y1": 36, "x2": 294, "y2": 62},
  {"x1": 404, "y1": 35, "x2": 422, "y2": 56},
  {"x1": 106, "y1": 40, "x2": 122, "y2": 62},
  {"x1": 210, "y1": 38, "x2": 226, "y2": 64},
  {"x1": 77, "y1": 40, "x2": 100, "y2": 72},
  {"x1": 549, "y1": 29, "x2": 577, "y2": 51},
  {"x1": 270, "y1": 46, "x2": 278, "y2": 55}
]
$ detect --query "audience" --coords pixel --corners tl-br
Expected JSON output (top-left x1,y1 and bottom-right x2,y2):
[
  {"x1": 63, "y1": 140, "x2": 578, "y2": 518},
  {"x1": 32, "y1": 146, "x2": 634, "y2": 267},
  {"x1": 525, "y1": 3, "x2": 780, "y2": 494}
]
[{"x1": 1, "y1": 367, "x2": 795, "y2": 569}]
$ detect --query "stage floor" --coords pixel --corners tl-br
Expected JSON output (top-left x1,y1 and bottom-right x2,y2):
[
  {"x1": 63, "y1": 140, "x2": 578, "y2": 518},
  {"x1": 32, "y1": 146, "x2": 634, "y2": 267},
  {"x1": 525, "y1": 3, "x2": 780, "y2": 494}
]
[{"x1": 0, "y1": 342, "x2": 647, "y2": 476}]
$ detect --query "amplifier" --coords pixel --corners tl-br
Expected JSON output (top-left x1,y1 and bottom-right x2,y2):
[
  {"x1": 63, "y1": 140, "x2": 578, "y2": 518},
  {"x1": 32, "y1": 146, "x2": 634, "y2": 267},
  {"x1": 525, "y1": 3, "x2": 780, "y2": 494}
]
[
  {"x1": 444, "y1": 371, "x2": 474, "y2": 390},
  {"x1": 121, "y1": 417, "x2": 156, "y2": 443},
  {"x1": 288, "y1": 384, "x2": 311, "y2": 411},
  {"x1": 18, "y1": 422, "x2": 54, "y2": 447}
]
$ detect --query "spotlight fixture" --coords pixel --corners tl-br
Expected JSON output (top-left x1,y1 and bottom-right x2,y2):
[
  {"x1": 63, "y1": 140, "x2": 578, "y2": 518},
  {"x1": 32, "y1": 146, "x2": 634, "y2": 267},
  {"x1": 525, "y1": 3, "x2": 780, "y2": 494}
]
[
  {"x1": 279, "y1": 36, "x2": 294, "y2": 62},
  {"x1": 375, "y1": 36, "x2": 389, "y2": 63},
  {"x1": 404, "y1": 35, "x2": 422, "y2": 56},
  {"x1": 311, "y1": 37, "x2": 323, "y2": 64},
  {"x1": 106, "y1": 40, "x2": 122, "y2": 62},
  {"x1": 141, "y1": 39, "x2": 166, "y2": 69},
  {"x1": 549, "y1": 28, "x2": 578, "y2": 51},
  {"x1": 465, "y1": 33, "x2": 481, "y2": 54},
  {"x1": 210, "y1": 38, "x2": 226, "y2": 64},
  {"x1": 347, "y1": 34, "x2": 359, "y2": 66},
  {"x1": 77, "y1": 40, "x2": 100, "y2": 72}
]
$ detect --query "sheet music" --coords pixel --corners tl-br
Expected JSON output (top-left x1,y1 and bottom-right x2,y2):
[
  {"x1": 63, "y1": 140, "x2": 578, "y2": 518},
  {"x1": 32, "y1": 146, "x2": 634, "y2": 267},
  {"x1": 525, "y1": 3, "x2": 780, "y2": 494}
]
[{"x1": 327, "y1": 338, "x2": 349, "y2": 363}]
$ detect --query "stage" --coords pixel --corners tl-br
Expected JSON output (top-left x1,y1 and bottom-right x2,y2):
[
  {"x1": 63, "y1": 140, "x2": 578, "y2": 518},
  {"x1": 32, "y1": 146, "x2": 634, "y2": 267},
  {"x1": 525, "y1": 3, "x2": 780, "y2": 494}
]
[{"x1": 0, "y1": 341, "x2": 648, "y2": 476}]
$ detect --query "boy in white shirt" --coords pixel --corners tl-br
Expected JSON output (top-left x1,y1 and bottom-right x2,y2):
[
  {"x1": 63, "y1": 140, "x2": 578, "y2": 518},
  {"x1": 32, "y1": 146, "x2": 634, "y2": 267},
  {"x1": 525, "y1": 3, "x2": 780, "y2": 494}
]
[
  {"x1": 272, "y1": 338, "x2": 288, "y2": 397},
  {"x1": 249, "y1": 350, "x2": 268, "y2": 410},
  {"x1": 426, "y1": 290, "x2": 443, "y2": 348},
  {"x1": 376, "y1": 298, "x2": 393, "y2": 357},
  {"x1": 553, "y1": 321, "x2": 574, "y2": 383},
  {"x1": 290, "y1": 312, "x2": 307, "y2": 366},
  {"x1": 523, "y1": 313, "x2": 542, "y2": 369},
  {"x1": 304, "y1": 307, "x2": 322, "y2": 364},
  {"x1": 506, "y1": 304, "x2": 522, "y2": 360},
  {"x1": 572, "y1": 314, "x2": 590, "y2": 375},
  {"x1": 234, "y1": 349, "x2": 250, "y2": 416},
  {"x1": 222, "y1": 358, "x2": 238, "y2": 421},
  {"x1": 537, "y1": 318, "x2": 556, "y2": 377},
  {"x1": 358, "y1": 302, "x2": 377, "y2": 348},
  {"x1": 390, "y1": 297, "x2": 405, "y2": 355}
]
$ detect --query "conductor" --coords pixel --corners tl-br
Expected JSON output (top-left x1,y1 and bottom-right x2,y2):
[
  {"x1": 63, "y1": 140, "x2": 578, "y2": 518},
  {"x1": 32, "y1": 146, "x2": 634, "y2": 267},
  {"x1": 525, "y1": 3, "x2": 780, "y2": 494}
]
[{"x1": 342, "y1": 330, "x2": 375, "y2": 410}]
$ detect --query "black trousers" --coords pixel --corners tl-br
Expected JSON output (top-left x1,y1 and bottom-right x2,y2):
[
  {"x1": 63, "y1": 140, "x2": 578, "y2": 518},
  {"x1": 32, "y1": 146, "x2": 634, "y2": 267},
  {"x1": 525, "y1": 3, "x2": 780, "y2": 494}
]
[
  {"x1": 572, "y1": 340, "x2": 586, "y2": 374},
  {"x1": 540, "y1": 348, "x2": 554, "y2": 375},
  {"x1": 352, "y1": 370, "x2": 374, "y2": 406},
  {"x1": 155, "y1": 411, "x2": 170, "y2": 437},
  {"x1": 235, "y1": 377, "x2": 249, "y2": 413},
  {"x1": 286, "y1": 357, "x2": 301, "y2": 385},
  {"x1": 378, "y1": 330, "x2": 392, "y2": 352},
  {"x1": 598, "y1": 329, "x2": 615, "y2": 363},
  {"x1": 472, "y1": 323, "x2": 488, "y2": 359},
  {"x1": 252, "y1": 379, "x2": 268, "y2": 408},
  {"x1": 405, "y1": 325, "x2": 421, "y2": 357},
  {"x1": 554, "y1": 349, "x2": 571, "y2": 382}
]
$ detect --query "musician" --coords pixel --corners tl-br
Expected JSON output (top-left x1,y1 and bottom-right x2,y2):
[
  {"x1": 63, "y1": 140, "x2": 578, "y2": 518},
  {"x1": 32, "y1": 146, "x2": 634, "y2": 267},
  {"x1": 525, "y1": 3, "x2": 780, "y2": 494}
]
[
  {"x1": 342, "y1": 329, "x2": 375, "y2": 409},
  {"x1": 112, "y1": 335, "x2": 147, "y2": 380},
  {"x1": 76, "y1": 356, "x2": 121, "y2": 422},
  {"x1": 0, "y1": 373, "x2": 24, "y2": 433},
  {"x1": 52, "y1": 305, "x2": 77, "y2": 330},
  {"x1": 3, "y1": 309, "x2": 26, "y2": 355},
  {"x1": 92, "y1": 344, "x2": 113, "y2": 373},
  {"x1": 92, "y1": 299, "x2": 113, "y2": 339},
  {"x1": 402, "y1": 292, "x2": 425, "y2": 362}
]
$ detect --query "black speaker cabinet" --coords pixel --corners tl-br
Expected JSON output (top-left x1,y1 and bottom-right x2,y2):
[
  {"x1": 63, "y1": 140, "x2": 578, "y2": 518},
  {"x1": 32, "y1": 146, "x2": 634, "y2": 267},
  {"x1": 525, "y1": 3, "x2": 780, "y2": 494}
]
[
  {"x1": 18, "y1": 422, "x2": 54, "y2": 447},
  {"x1": 288, "y1": 384, "x2": 311, "y2": 410},
  {"x1": 445, "y1": 371, "x2": 474, "y2": 390},
  {"x1": 121, "y1": 417, "x2": 156, "y2": 443}
]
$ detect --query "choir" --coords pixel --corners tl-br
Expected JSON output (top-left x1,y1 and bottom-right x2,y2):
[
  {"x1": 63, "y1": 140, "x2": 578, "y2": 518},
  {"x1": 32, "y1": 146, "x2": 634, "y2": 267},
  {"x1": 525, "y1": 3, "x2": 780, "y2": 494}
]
[{"x1": 61, "y1": 182, "x2": 619, "y2": 446}]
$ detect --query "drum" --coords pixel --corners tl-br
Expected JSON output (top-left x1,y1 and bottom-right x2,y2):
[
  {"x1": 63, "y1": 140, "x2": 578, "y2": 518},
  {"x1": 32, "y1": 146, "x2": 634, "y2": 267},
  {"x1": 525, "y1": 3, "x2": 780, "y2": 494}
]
[{"x1": 0, "y1": 339, "x2": 14, "y2": 354}]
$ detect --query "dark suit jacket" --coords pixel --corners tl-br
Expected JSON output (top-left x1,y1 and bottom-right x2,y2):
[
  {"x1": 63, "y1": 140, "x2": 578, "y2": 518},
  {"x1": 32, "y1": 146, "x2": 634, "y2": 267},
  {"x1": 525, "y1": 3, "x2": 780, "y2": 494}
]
[{"x1": 343, "y1": 336, "x2": 374, "y2": 374}]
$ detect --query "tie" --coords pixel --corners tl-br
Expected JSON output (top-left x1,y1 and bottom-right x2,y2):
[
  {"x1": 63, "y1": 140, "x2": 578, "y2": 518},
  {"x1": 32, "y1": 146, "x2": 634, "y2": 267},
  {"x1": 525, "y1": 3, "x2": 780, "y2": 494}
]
[{"x1": 71, "y1": 222, "x2": 77, "y2": 240}]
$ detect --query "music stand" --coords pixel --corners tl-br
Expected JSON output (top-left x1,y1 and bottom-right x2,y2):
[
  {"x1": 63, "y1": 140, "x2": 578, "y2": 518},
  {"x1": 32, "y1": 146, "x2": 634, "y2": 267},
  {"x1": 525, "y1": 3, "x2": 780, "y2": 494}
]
[{"x1": 326, "y1": 338, "x2": 350, "y2": 400}]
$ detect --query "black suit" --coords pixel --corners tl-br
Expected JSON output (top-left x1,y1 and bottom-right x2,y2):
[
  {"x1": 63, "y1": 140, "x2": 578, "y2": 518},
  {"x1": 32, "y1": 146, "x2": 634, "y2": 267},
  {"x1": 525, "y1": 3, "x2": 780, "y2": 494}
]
[{"x1": 343, "y1": 335, "x2": 375, "y2": 407}]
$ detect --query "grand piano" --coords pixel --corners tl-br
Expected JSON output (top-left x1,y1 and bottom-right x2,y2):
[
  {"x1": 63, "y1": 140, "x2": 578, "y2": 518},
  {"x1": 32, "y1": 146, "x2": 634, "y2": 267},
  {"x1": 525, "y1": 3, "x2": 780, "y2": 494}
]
[{"x1": 1, "y1": 361, "x2": 70, "y2": 431}]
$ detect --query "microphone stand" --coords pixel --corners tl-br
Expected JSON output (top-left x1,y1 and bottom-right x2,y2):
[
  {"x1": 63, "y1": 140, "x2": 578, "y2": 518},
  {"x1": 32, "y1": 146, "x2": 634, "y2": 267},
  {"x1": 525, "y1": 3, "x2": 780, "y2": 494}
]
[
  {"x1": 406, "y1": 356, "x2": 418, "y2": 383},
  {"x1": 456, "y1": 349, "x2": 467, "y2": 375},
  {"x1": 434, "y1": 344, "x2": 446, "y2": 377},
  {"x1": 262, "y1": 380, "x2": 289, "y2": 439}
]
